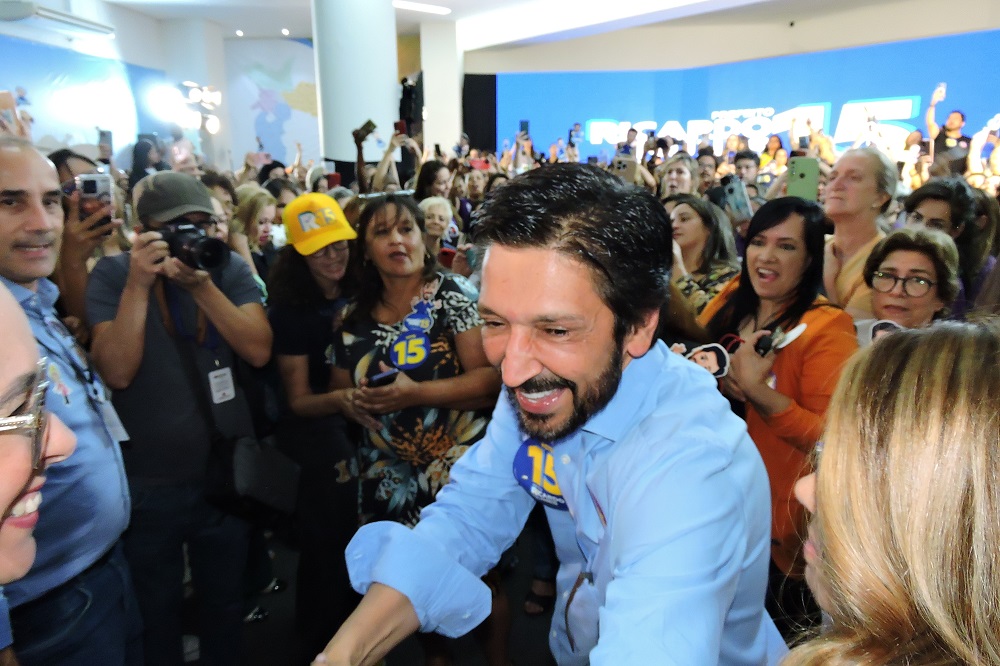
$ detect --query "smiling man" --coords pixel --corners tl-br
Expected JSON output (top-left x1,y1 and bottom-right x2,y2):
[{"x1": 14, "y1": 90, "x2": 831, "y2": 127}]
[
  {"x1": 315, "y1": 164, "x2": 778, "y2": 666},
  {"x1": 0, "y1": 137, "x2": 139, "y2": 665}
]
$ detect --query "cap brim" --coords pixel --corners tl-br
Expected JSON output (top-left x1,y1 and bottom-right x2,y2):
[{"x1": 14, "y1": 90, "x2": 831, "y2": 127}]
[
  {"x1": 149, "y1": 202, "x2": 217, "y2": 222},
  {"x1": 293, "y1": 226, "x2": 358, "y2": 256}
]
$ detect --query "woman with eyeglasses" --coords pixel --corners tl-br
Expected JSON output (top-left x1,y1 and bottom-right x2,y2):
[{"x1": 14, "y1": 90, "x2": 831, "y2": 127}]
[
  {"x1": 786, "y1": 322, "x2": 1000, "y2": 665},
  {"x1": 266, "y1": 193, "x2": 364, "y2": 658},
  {"x1": 329, "y1": 194, "x2": 507, "y2": 666},
  {"x1": 698, "y1": 197, "x2": 858, "y2": 640},
  {"x1": 0, "y1": 284, "x2": 76, "y2": 584},
  {"x1": 854, "y1": 228, "x2": 960, "y2": 344}
]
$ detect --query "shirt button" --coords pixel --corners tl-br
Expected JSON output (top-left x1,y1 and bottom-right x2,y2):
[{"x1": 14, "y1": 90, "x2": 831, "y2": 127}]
[{"x1": 561, "y1": 455, "x2": 570, "y2": 464}]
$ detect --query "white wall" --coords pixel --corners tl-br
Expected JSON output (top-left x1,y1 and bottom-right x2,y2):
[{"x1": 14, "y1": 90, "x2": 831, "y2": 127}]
[
  {"x1": 464, "y1": 0, "x2": 1000, "y2": 73},
  {"x1": 0, "y1": 0, "x2": 165, "y2": 69}
]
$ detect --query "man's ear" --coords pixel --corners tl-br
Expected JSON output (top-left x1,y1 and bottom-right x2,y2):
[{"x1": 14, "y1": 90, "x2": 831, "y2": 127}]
[{"x1": 624, "y1": 309, "x2": 660, "y2": 360}]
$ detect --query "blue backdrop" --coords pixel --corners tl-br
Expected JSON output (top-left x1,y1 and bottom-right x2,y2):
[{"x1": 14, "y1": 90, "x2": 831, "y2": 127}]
[
  {"x1": 497, "y1": 29, "x2": 1000, "y2": 159},
  {"x1": 0, "y1": 33, "x2": 168, "y2": 159}
]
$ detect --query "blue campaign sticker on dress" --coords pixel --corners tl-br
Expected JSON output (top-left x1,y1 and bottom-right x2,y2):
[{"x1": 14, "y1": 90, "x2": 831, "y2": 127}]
[
  {"x1": 391, "y1": 299, "x2": 434, "y2": 371},
  {"x1": 513, "y1": 439, "x2": 568, "y2": 510}
]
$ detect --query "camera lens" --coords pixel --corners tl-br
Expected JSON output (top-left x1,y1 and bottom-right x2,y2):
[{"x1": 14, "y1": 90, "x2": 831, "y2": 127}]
[{"x1": 190, "y1": 237, "x2": 229, "y2": 270}]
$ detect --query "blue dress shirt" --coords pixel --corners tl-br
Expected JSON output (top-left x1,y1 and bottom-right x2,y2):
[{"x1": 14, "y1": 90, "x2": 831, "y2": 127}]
[
  {"x1": 0, "y1": 277, "x2": 130, "y2": 607},
  {"x1": 346, "y1": 341, "x2": 784, "y2": 664}
]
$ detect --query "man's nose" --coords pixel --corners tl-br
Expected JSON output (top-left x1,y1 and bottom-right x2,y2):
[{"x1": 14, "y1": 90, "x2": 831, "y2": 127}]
[{"x1": 499, "y1": 327, "x2": 543, "y2": 388}]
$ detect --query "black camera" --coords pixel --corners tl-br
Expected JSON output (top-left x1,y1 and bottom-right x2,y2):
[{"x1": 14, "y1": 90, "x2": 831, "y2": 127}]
[{"x1": 160, "y1": 220, "x2": 229, "y2": 271}]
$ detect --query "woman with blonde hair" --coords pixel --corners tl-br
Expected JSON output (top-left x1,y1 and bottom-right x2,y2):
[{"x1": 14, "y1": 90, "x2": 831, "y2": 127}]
[
  {"x1": 788, "y1": 322, "x2": 1000, "y2": 665},
  {"x1": 232, "y1": 184, "x2": 278, "y2": 284}
]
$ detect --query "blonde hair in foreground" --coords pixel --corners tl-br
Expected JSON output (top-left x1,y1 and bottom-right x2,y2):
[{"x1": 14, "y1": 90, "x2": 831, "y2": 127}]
[{"x1": 784, "y1": 321, "x2": 1000, "y2": 666}]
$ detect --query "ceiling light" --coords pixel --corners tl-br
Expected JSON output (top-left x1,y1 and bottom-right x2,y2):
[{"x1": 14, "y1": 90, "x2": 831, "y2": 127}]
[
  {"x1": 235, "y1": 29, "x2": 244, "y2": 37},
  {"x1": 392, "y1": 1, "x2": 451, "y2": 16},
  {"x1": 281, "y1": 28, "x2": 289, "y2": 36}
]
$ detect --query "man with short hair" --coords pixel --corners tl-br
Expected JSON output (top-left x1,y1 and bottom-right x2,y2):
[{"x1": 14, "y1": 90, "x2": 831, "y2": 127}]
[
  {"x1": 86, "y1": 171, "x2": 272, "y2": 666},
  {"x1": 734, "y1": 149, "x2": 761, "y2": 186},
  {"x1": 315, "y1": 164, "x2": 778, "y2": 665},
  {"x1": 0, "y1": 137, "x2": 140, "y2": 665},
  {"x1": 926, "y1": 84, "x2": 973, "y2": 175}
]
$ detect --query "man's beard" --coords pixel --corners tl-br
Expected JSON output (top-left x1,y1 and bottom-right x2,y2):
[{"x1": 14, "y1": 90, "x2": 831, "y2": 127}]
[{"x1": 505, "y1": 343, "x2": 624, "y2": 443}]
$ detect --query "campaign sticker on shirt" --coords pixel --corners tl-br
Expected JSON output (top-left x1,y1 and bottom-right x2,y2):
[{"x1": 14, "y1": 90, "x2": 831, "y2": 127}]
[
  {"x1": 47, "y1": 362, "x2": 72, "y2": 404},
  {"x1": 513, "y1": 439, "x2": 567, "y2": 510},
  {"x1": 390, "y1": 331, "x2": 429, "y2": 370}
]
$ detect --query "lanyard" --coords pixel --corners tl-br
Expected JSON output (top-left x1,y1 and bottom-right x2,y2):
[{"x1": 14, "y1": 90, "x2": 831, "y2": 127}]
[{"x1": 36, "y1": 315, "x2": 107, "y2": 412}]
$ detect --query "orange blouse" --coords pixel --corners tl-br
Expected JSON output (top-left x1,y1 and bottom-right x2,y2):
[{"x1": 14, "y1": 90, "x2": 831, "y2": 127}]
[{"x1": 699, "y1": 279, "x2": 859, "y2": 575}]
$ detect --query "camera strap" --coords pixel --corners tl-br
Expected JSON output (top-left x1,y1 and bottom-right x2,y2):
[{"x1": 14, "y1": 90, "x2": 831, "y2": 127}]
[{"x1": 153, "y1": 278, "x2": 219, "y2": 350}]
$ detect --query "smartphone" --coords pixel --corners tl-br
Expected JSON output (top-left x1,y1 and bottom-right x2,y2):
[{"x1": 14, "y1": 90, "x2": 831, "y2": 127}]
[
  {"x1": 0, "y1": 90, "x2": 16, "y2": 126},
  {"x1": 438, "y1": 246, "x2": 456, "y2": 268},
  {"x1": 786, "y1": 157, "x2": 820, "y2": 201},
  {"x1": 610, "y1": 155, "x2": 638, "y2": 184},
  {"x1": 519, "y1": 120, "x2": 529, "y2": 135},
  {"x1": 325, "y1": 172, "x2": 341, "y2": 189},
  {"x1": 393, "y1": 120, "x2": 406, "y2": 135},
  {"x1": 368, "y1": 367, "x2": 399, "y2": 388},
  {"x1": 75, "y1": 173, "x2": 114, "y2": 235},
  {"x1": 98, "y1": 129, "x2": 113, "y2": 152},
  {"x1": 720, "y1": 174, "x2": 754, "y2": 220}
]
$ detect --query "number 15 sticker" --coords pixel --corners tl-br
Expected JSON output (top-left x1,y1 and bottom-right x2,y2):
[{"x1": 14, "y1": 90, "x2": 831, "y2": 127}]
[{"x1": 391, "y1": 331, "x2": 429, "y2": 370}]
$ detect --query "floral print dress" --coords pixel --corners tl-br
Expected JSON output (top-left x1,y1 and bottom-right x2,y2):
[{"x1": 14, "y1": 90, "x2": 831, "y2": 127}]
[{"x1": 332, "y1": 273, "x2": 491, "y2": 527}]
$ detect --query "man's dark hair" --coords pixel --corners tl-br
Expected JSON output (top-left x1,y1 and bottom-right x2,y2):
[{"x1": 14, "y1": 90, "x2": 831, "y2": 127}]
[
  {"x1": 262, "y1": 177, "x2": 300, "y2": 201},
  {"x1": 706, "y1": 196, "x2": 829, "y2": 340},
  {"x1": 47, "y1": 149, "x2": 96, "y2": 177},
  {"x1": 734, "y1": 150, "x2": 760, "y2": 167},
  {"x1": 472, "y1": 163, "x2": 672, "y2": 342},
  {"x1": 257, "y1": 160, "x2": 287, "y2": 185},
  {"x1": 200, "y1": 170, "x2": 239, "y2": 206},
  {"x1": 696, "y1": 148, "x2": 718, "y2": 165}
]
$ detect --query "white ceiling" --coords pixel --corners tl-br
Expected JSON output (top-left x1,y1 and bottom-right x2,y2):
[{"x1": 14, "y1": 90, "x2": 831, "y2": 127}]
[{"x1": 103, "y1": 0, "x2": 792, "y2": 48}]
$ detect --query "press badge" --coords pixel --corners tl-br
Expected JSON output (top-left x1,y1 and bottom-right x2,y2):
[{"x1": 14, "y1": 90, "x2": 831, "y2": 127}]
[{"x1": 208, "y1": 368, "x2": 236, "y2": 403}]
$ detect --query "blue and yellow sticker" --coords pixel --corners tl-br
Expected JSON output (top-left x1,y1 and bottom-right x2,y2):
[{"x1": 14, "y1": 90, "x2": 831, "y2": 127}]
[
  {"x1": 513, "y1": 439, "x2": 567, "y2": 510},
  {"x1": 390, "y1": 331, "x2": 429, "y2": 370}
]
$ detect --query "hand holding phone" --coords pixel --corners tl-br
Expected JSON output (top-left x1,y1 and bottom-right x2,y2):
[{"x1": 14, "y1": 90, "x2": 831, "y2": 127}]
[{"x1": 367, "y1": 368, "x2": 399, "y2": 388}]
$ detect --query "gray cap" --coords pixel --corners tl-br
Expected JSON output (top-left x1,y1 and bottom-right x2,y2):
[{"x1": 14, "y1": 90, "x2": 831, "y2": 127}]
[{"x1": 136, "y1": 171, "x2": 215, "y2": 223}]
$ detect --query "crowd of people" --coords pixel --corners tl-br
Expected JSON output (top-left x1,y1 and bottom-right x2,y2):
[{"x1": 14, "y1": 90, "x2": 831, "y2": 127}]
[{"x1": 0, "y1": 77, "x2": 997, "y2": 666}]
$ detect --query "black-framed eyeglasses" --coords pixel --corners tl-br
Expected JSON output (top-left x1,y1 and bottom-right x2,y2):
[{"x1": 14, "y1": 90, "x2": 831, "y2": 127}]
[
  {"x1": 871, "y1": 271, "x2": 936, "y2": 298},
  {"x1": 0, "y1": 359, "x2": 50, "y2": 470},
  {"x1": 310, "y1": 241, "x2": 349, "y2": 258}
]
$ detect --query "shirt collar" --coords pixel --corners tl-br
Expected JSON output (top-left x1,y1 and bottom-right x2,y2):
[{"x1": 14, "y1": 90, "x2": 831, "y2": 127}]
[
  {"x1": 577, "y1": 340, "x2": 667, "y2": 443},
  {"x1": 0, "y1": 275, "x2": 59, "y2": 313}
]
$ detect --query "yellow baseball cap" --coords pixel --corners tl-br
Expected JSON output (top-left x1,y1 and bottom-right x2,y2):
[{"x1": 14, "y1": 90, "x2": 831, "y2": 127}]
[{"x1": 281, "y1": 192, "x2": 357, "y2": 256}]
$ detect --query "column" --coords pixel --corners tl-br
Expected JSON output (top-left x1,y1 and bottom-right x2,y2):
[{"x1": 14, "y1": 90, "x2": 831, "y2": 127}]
[
  {"x1": 311, "y1": 0, "x2": 399, "y2": 167},
  {"x1": 162, "y1": 18, "x2": 231, "y2": 170},
  {"x1": 420, "y1": 21, "x2": 463, "y2": 159}
]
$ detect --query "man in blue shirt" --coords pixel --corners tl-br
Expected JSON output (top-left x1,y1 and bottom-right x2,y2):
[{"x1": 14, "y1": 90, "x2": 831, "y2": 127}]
[
  {"x1": 0, "y1": 137, "x2": 139, "y2": 664},
  {"x1": 314, "y1": 164, "x2": 782, "y2": 665}
]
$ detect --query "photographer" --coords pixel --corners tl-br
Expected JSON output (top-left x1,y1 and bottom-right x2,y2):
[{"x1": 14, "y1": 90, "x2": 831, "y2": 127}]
[{"x1": 86, "y1": 171, "x2": 272, "y2": 666}]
